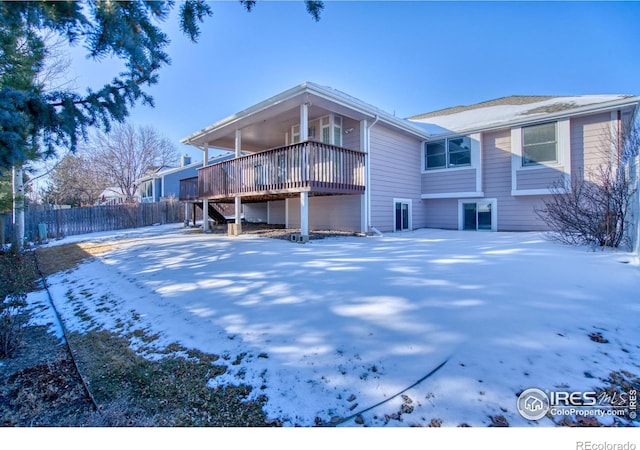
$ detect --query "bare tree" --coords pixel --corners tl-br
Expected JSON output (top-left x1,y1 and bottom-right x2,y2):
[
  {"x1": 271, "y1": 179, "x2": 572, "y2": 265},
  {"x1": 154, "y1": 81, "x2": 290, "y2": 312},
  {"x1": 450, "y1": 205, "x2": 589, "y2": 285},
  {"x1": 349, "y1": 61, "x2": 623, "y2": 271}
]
[
  {"x1": 45, "y1": 154, "x2": 109, "y2": 206},
  {"x1": 536, "y1": 119, "x2": 639, "y2": 249},
  {"x1": 83, "y1": 124, "x2": 178, "y2": 203}
]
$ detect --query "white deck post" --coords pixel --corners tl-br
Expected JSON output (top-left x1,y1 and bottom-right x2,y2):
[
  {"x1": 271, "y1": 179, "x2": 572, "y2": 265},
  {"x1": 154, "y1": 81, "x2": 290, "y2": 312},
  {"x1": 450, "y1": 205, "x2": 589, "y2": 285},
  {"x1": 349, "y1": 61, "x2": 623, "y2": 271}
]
[
  {"x1": 300, "y1": 103, "x2": 309, "y2": 141},
  {"x1": 300, "y1": 191, "x2": 309, "y2": 238},
  {"x1": 360, "y1": 119, "x2": 368, "y2": 234},
  {"x1": 202, "y1": 143, "x2": 209, "y2": 232},
  {"x1": 233, "y1": 130, "x2": 242, "y2": 235},
  {"x1": 299, "y1": 103, "x2": 309, "y2": 240}
]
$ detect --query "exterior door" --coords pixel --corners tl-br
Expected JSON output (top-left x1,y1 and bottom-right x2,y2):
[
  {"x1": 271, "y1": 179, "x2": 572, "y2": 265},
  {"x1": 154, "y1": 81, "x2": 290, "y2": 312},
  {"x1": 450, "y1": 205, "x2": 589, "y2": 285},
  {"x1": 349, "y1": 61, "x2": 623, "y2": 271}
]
[
  {"x1": 462, "y1": 201, "x2": 493, "y2": 231},
  {"x1": 395, "y1": 201, "x2": 410, "y2": 231}
]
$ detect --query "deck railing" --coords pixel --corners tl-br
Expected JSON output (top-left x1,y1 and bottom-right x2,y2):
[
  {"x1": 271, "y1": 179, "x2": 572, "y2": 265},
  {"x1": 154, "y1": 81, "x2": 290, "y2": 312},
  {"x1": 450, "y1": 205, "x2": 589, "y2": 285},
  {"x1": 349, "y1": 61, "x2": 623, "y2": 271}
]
[
  {"x1": 196, "y1": 141, "x2": 365, "y2": 200},
  {"x1": 178, "y1": 176, "x2": 199, "y2": 201}
]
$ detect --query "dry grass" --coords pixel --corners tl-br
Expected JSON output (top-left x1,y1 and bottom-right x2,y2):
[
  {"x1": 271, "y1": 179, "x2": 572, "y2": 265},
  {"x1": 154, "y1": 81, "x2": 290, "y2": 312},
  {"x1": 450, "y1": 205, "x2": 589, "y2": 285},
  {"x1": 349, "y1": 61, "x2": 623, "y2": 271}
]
[
  {"x1": 0, "y1": 326, "x2": 270, "y2": 426},
  {"x1": 35, "y1": 242, "x2": 118, "y2": 277}
]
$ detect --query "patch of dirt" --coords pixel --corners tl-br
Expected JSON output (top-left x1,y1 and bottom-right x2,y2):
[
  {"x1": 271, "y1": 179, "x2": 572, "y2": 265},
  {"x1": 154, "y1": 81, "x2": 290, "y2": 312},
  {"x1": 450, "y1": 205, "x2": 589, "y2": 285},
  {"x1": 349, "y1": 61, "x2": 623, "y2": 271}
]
[
  {"x1": 1, "y1": 357, "x2": 94, "y2": 426},
  {"x1": 0, "y1": 323, "x2": 93, "y2": 426},
  {"x1": 588, "y1": 332, "x2": 609, "y2": 344},
  {"x1": 188, "y1": 223, "x2": 363, "y2": 241},
  {"x1": 0, "y1": 324, "x2": 272, "y2": 426}
]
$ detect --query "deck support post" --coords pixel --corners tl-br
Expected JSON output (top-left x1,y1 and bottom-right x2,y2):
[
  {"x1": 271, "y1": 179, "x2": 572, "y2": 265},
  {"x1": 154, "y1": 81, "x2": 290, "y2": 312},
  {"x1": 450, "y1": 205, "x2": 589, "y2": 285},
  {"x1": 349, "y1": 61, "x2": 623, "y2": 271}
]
[
  {"x1": 202, "y1": 143, "x2": 209, "y2": 232},
  {"x1": 231, "y1": 130, "x2": 243, "y2": 236},
  {"x1": 360, "y1": 119, "x2": 368, "y2": 234},
  {"x1": 300, "y1": 191, "x2": 309, "y2": 238}
]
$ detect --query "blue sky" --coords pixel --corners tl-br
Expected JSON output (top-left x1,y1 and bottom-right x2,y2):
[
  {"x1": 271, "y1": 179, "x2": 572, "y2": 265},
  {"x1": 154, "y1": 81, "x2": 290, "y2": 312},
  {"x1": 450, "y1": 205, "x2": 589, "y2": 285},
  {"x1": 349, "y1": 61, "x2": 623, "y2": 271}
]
[{"x1": 67, "y1": 1, "x2": 640, "y2": 161}]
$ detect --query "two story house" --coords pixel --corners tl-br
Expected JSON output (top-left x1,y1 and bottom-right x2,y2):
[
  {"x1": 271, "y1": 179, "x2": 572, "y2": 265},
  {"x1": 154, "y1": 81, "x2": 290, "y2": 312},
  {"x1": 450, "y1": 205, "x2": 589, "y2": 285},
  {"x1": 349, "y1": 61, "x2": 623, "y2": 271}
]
[{"x1": 179, "y1": 82, "x2": 639, "y2": 241}]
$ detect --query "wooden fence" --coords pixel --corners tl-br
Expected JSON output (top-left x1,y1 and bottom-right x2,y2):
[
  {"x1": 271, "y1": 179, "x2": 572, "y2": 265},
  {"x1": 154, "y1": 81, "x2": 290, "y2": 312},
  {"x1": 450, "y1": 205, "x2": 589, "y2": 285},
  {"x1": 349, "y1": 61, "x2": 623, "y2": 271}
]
[{"x1": 2, "y1": 200, "x2": 186, "y2": 244}]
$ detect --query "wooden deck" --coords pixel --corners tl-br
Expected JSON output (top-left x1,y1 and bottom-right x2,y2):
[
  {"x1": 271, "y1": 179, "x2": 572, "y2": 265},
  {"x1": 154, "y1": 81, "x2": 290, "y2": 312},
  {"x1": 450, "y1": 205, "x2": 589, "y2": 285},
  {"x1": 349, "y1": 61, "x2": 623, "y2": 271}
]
[{"x1": 180, "y1": 141, "x2": 365, "y2": 202}]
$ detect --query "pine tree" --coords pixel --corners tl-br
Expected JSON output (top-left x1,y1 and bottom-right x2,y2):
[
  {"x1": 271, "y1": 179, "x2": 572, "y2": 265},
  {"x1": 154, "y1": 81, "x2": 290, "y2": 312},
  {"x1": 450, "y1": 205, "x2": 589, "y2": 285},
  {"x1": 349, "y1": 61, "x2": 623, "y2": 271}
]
[
  {"x1": 0, "y1": 0, "x2": 323, "y2": 248},
  {"x1": 0, "y1": 1, "x2": 323, "y2": 170}
]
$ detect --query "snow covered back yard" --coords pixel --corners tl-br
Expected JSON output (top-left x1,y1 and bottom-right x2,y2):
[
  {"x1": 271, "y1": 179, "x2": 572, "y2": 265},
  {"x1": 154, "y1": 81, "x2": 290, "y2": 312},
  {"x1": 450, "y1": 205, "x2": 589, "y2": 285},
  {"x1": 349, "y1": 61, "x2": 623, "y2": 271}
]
[{"x1": 25, "y1": 224, "x2": 640, "y2": 428}]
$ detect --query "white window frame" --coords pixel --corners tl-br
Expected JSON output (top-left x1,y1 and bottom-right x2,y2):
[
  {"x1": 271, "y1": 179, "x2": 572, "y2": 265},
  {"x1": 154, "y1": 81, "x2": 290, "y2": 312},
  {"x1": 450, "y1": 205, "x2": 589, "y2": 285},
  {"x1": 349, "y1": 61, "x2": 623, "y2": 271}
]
[{"x1": 511, "y1": 119, "x2": 571, "y2": 196}]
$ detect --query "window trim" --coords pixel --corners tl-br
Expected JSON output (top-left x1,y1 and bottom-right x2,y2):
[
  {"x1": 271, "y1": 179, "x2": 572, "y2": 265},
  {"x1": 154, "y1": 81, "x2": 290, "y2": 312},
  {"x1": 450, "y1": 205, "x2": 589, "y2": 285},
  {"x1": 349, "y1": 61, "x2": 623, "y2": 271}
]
[{"x1": 510, "y1": 119, "x2": 571, "y2": 196}]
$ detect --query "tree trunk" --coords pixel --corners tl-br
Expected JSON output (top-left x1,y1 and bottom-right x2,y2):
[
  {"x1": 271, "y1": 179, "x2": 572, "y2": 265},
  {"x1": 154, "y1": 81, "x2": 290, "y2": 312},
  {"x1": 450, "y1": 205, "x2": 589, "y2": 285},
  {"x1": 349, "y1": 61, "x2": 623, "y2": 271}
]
[{"x1": 12, "y1": 166, "x2": 25, "y2": 251}]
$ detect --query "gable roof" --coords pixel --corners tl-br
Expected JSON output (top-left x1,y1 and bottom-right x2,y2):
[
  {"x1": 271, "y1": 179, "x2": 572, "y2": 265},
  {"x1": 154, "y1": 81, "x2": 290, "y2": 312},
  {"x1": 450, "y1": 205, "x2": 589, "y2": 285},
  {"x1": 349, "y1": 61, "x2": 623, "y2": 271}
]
[
  {"x1": 182, "y1": 82, "x2": 430, "y2": 149},
  {"x1": 408, "y1": 94, "x2": 640, "y2": 137}
]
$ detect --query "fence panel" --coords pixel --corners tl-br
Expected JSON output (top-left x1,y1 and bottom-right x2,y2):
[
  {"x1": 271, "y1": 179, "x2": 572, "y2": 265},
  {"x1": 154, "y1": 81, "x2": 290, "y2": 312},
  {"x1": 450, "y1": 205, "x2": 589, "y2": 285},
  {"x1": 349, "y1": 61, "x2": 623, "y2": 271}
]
[{"x1": 2, "y1": 200, "x2": 186, "y2": 244}]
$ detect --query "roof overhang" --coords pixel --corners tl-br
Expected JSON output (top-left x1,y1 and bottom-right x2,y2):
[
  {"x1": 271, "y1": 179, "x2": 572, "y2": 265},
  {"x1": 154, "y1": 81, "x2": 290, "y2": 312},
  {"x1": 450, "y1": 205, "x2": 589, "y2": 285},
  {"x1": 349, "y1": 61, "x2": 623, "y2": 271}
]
[{"x1": 181, "y1": 82, "x2": 430, "y2": 151}]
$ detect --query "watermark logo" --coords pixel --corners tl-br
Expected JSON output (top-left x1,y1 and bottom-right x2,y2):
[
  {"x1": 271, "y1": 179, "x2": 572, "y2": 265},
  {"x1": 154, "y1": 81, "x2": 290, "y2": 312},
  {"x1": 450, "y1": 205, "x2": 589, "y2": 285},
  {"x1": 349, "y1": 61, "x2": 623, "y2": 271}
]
[
  {"x1": 517, "y1": 388, "x2": 550, "y2": 420},
  {"x1": 517, "y1": 387, "x2": 637, "y2": 421}
]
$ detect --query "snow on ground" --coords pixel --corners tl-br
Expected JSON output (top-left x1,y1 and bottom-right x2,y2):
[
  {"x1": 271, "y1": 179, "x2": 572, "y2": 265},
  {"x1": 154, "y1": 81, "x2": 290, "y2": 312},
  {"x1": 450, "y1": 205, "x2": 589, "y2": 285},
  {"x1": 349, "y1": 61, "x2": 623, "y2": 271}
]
[{"x1": 26, "y1": 225, "x2": 640, "y2": 427}]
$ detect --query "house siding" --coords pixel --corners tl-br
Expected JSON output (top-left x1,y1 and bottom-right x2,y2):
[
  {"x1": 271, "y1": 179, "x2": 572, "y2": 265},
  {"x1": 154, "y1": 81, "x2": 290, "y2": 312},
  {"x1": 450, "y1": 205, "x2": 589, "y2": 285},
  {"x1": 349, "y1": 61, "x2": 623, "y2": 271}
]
[
  {"x1": 422, "y1": 198, "x2": 459, "y2": 229},
  {"x1": 369, "y1": 124, "x2": 424, "y2": 232},
  {"x1": 268, "y1": 200, "x2": 286, "y2": 225},
  {"x1": 483, "y1": 129, "x2": 549, "y2": 231},
  {"x1": 342, "y1": 117, "x2": 361, "y2": 151},
  {"x1": 244, "y1": 203, "x2": 268, "y2": 223},
  {"x1": 570, "y1": 112, "x2": 612, "y2": 182},
  {"x1": 422, "y1": 168, "x2": 477, "y2": 195},
  {"x1": 163, "y1": 166, "x2": 199, "y2": 200},
  {"x1": 287, "y1": 195, "x2": 362, "y2": 232},
  {"x1": 515, "y1": 166, "x2": 565, "y2": 191},
  {"x1": 242, "y1": 200, "x2": 287, "y2": 224}
]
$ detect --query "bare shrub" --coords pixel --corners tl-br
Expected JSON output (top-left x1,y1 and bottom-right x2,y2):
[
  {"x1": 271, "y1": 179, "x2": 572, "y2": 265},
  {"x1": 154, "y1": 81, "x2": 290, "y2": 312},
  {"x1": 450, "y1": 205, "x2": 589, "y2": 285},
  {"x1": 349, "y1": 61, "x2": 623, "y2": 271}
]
[
  {"x1": 0, "y1": 295, "x2": 27, "y2": 358},
  {"x1": 536, "y1": 165, "x2": 635, "y2": 249},
  {"x1": 0, "y1": 250, "x2": 38, "y2": 358},
  {"x1": 537, "y1": 118, "x2": 639, "y2": 249}
]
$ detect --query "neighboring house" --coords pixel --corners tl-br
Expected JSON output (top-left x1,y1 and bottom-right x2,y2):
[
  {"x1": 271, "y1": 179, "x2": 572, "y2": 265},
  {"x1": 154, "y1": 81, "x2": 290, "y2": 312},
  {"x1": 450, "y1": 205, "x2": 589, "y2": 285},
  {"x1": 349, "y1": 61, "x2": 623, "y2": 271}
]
[
  {"x1": 179, "y1": 82, "x2": 639, "y2": 240},
  {"x1": 137, "y1": 153, "x2": 235, "y2": 203},
  {"x1": 98, "y1": 187, "x2": 137, "y2": 205}
]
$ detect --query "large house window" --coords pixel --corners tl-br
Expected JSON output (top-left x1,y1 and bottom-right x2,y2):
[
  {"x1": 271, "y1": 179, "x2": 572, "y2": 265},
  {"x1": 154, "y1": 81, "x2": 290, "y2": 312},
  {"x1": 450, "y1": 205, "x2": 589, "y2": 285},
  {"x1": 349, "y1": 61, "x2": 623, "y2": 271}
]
[
  {"x1": 522, "y1": 122, "x2": 557, "y2": 166},
  {"x1": 424, "y1": 136, "x2": 471, "y2": 170}
]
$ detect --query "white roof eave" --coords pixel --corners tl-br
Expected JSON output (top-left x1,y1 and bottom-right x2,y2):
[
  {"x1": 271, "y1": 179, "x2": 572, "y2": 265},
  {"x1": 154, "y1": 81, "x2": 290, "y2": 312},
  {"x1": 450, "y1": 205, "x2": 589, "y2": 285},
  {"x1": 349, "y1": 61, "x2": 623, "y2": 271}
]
[{"x1": 415, "y1": 96, "x2": 640, "y2": 140}]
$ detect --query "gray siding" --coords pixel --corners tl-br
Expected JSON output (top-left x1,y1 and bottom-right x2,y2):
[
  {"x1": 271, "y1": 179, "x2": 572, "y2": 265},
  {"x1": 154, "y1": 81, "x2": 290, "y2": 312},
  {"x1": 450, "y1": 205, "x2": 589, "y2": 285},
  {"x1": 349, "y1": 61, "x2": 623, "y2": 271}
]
[
  {"x1": 369, "y1": 124, "x2": 424, "y2": 232},
  {"x1": 287, "y1": 195, "x2": 362, "y2": 232},
  {"x1": 268, "y1": 200, "x2": 286, "y2": 225},
  {"x1": 244, "y1": 203, "x2": 268, "y2": 223},
  {"x1": 422, "y1": 168, "x2": 476, "y2": 194},
  {"x1": 515, "y1": 166, "x2": 565, "y2": 190},
  {"x1": 342, "y1": 117, "x2": 361, "y2": 151},
  {"x1": 423, "y1": 198, "x2": 458, "y2": 229},
  {"x1": 570, "y1": 112, "x2": 611, "y2": 182},
  {"x1": 482, "y1": 129, "x2": 548, "y2": 231}
]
